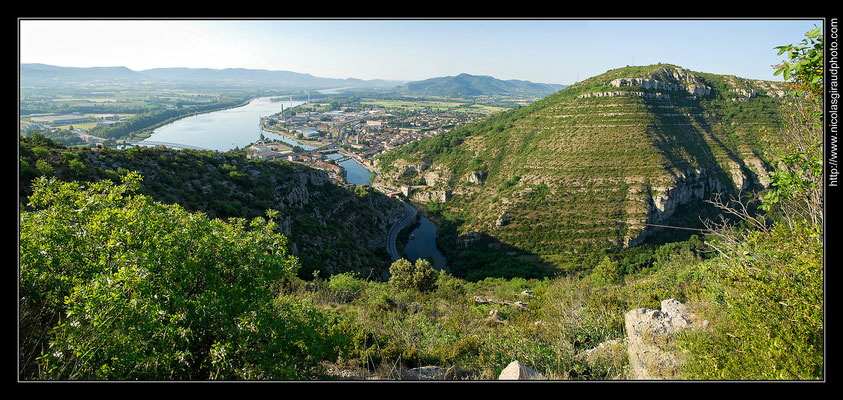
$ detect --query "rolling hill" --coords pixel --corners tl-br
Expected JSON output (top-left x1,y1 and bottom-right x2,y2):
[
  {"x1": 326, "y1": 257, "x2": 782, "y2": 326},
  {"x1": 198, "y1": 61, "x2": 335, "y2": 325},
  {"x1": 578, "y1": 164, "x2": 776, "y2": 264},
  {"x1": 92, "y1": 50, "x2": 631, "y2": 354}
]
[
  {"x1": 375, "y1": 64, "x2": 788, "y2": 279},
  {"x1": 394, "y1": 73, "x2": 567, "y2": 97}
]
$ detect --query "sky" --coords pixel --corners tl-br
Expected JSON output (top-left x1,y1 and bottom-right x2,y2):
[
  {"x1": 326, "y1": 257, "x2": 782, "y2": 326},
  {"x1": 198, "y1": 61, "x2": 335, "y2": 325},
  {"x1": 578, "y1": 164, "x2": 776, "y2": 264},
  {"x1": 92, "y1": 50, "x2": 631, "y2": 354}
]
[{"x1": 18, "y1": 18, "x2": 824, "y2": 85}]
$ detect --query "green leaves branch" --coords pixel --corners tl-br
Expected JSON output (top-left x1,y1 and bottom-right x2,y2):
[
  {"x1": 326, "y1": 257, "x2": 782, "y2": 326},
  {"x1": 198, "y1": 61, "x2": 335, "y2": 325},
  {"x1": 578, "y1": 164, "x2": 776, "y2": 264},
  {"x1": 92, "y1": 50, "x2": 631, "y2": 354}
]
[{"x1": 774, "y1": 26, "x2": 823, "y2": 96}]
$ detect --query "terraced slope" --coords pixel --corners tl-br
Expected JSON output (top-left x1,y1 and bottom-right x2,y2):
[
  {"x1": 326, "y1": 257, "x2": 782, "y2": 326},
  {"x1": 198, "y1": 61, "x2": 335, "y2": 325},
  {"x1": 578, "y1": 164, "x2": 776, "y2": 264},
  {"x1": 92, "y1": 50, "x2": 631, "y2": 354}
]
[{"x1": 375, "y1": 64, "x2": 786, "y2": 278}]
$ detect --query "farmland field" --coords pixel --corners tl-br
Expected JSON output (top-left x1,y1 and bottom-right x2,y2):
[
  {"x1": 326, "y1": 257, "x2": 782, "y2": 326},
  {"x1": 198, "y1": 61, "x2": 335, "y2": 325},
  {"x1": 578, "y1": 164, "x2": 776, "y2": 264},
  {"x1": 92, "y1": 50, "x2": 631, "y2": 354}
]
[{"x1": 361, "y1": 99, "x2": 468, "y2": 111}]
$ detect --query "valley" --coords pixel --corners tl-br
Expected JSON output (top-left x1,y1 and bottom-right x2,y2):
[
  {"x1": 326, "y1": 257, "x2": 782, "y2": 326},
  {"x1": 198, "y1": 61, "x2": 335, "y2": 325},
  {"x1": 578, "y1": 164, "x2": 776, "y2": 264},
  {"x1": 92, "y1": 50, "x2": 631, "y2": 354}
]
[{"x1": 18, "y1": 20, "x2": 826, "y2": 381}]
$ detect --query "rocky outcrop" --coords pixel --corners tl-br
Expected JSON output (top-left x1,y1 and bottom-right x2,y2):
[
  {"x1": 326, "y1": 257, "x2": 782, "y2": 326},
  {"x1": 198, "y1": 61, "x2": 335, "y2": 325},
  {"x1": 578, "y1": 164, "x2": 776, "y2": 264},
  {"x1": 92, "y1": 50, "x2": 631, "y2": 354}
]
[
  {"x1": 624, "y1": 299, "x2": 706, "y2": 380},
  {"x1": 423, "y1": 171, "x2": 441, "y2": 186},
  {"x1": 495, "y1": 211, "x2": 510, "y2": 227},
  {"x1": 611, "y1": 78, "x2": 684, "y2": 91},
  {"x1": 625, "y1": 159, "x2": 770, "y2": 247},
  {"x1": 686, "y1": 84, "x2": 711, "y2": 96},
  {"x1": 624, "y1": 168, "x2": 712, "y2": 247},
  {"x1": 578, "y1": 91, "x2": 676, "y2": 100},
  {"x1": 465, "y1": 170, "x2": 487, "y2": 185},
  {"x1": 498, "y1": 361, "x2": 545, "y2": 380},
  {"x1": 731, "y1": 88, "x2": 757, "y2": 98},
  {"x1": 608, "y1": 68, "x2": 712, "y2": 97},
  {"x1": 395, "y1": 162, "x2": 430, "y2": 179},
  {"x1": 411, "y1": 189, "x2": 452, "y2": 203}
]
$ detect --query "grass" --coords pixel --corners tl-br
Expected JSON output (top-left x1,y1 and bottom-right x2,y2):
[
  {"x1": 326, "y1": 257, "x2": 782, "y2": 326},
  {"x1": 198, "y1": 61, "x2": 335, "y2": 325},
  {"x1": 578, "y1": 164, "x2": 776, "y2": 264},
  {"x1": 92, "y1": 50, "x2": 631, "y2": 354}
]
[{"x1": 281, "y1": 234, "x2": 724, "y2": 380}]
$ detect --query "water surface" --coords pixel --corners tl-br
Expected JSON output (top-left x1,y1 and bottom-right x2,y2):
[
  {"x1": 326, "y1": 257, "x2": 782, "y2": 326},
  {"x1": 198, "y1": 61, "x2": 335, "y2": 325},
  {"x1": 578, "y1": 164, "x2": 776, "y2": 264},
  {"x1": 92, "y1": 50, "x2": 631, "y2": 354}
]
[
  {"x1": 143, "y1": 97, "x2": 305, "y2": 151},
  {"x1": 404, "y1": 216, "x2": 448, "y2": 271}
]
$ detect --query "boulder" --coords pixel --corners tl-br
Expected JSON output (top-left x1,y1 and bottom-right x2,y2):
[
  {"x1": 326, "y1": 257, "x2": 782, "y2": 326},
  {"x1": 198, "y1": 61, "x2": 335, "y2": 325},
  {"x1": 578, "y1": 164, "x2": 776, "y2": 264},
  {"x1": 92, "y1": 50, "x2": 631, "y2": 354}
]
[
  {"x1": 624, "y1": 298, "x2": 700, "y2": 379},
  {"x1": 498, "y1": 361, "x2": 545, "y2": 380}
]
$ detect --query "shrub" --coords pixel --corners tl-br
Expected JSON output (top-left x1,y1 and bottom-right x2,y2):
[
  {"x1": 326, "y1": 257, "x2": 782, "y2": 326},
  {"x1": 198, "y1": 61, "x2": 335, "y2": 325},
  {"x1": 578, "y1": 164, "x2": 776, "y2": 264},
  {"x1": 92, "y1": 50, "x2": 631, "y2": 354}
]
[
  {"x1": 588, "y1": 256, "x2": 623, "y2": 286},
  {"x1": 677, "y1": 222, "x2": 823, "y2": 380},
  {"x1": 18, "y1": 173, "x2": 310, "y2": 380},
  {"x1": 327, "y1": 272, "x2": 367, "y2": 303},
  {"x1": 388, "y1": 258, "x2": 437, "y2": 292}
]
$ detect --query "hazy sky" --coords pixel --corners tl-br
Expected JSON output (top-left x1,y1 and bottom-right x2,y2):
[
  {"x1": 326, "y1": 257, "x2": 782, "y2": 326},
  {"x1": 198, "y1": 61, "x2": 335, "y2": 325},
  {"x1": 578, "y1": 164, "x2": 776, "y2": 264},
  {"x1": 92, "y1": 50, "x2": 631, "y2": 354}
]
[{"x1": 19, "y1": 18, "x2": 824, "y2": 85}]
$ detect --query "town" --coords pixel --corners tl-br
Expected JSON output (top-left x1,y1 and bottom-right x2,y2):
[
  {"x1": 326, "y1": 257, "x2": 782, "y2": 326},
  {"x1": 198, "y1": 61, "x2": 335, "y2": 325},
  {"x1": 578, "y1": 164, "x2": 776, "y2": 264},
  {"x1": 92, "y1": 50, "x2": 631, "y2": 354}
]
[
  {"x1": 20, "y1": 94, "x2": 513, "y2": 188},
  {"x1": 253, "y1": 98, "x2": 497, "y2": 185}
]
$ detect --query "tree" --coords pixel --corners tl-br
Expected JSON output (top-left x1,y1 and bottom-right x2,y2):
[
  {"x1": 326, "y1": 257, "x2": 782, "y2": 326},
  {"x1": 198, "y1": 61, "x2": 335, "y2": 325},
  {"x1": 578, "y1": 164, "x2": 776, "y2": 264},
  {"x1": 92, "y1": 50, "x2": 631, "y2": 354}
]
[
  {"x1": 706, "y1": 26, "x2": 824, "y2": 240},
  {"x1": 388, "y1": 258, "x2": 437, "y2": 292},
  {"x1": 763, "y1": 27, "x2": 823, "y2": 230}
]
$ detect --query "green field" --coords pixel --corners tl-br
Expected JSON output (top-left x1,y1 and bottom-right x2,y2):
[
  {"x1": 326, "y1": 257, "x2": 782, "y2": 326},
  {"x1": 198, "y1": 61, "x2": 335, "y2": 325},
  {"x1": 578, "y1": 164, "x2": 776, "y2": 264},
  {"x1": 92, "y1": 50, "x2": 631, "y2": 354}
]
[{"x1": 361, "y1": 99, "x2": 468, "y2": 112}]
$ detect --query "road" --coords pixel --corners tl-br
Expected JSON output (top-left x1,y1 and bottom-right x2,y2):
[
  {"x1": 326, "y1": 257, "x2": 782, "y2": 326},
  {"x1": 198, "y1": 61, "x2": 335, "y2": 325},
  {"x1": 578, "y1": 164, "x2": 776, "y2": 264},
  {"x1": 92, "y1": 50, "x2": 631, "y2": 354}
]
[
  {"x1": 386, "y1": 202, "x2": 417, "y2": 261},
  {"x1": 316, "y1": 117, "x2": 365, "y2": 151}
]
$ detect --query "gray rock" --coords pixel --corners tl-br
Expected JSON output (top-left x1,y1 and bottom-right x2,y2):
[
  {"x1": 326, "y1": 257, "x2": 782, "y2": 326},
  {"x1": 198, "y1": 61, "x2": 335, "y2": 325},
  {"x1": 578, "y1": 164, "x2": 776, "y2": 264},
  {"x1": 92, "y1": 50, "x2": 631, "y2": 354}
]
[
  {"x1": 495, "y1": 212, "x2": 510, "y2": 227},
  {"x1": 498, "y1": 361, "x2": 544, "y2": 380},
  {"x1": 466, "y1": 170, "x2": 486, "y2": 184},
  {"x1": 624, "y1": 298, "x2": 698, "y2": 379}
]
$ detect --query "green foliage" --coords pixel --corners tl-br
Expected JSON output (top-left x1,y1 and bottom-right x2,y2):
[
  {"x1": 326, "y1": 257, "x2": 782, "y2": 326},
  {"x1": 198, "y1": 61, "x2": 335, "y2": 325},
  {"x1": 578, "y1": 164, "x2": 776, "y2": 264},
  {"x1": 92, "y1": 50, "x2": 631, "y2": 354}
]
[
  {"x1": 678, "y1": 222, "x2": 823, "y2": 380},
  {"x1": 677, "y1": 31, "x2": 824, "y2": 380},
  {"x1": 17, "y1": 173, "x2": 353, "y2": 380},
  {"x1": 327, "y1": 272, "x2": 368, "y2": 303},
  {"x1": 588, "y1": 256, "x2": 622, "y2": 286},
  {"x1": 761, "y1": 28, "x2": 824, "y2": 228},
  {"x1": 388, "y1": 258, "x2": 438, "y2": 292},
  {"x1": 18, "y1": 136, "x2": 401, "y2": 279},
  {"x1": 774, "y1": 26, "x2": 823, "y2": 97}
]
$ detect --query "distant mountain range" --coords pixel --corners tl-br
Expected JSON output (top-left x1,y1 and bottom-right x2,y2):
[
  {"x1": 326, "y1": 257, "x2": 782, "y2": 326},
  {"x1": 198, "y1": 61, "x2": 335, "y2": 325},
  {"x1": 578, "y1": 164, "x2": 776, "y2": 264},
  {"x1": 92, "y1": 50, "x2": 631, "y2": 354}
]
[
  {"x1": 394, "y1": 73, "x2": 567, "y2": 97},
  {"x1": 19, "y1": 63, "x2": 404, "y2": 90},
  {"x1": 20, "y1": 64, "x2": 567, "y2": 97}
]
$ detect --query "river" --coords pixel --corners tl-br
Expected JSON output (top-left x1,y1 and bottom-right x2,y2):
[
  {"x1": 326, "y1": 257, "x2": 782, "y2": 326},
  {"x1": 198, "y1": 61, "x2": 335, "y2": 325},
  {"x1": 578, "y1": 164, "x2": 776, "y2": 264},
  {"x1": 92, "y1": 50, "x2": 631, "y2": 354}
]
[
  {"x1": 145, "y1": 95, "x2": 442, "y2": 268},
  {"x1": 143, "y1": 96, "x2": 306, "y2": 151},
  {"x1": 143, "y1": 96, "x2": 374, "y2": 186},
  {"x1": 404, "y1": 216, "x2": 449, "y2": 272}
]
